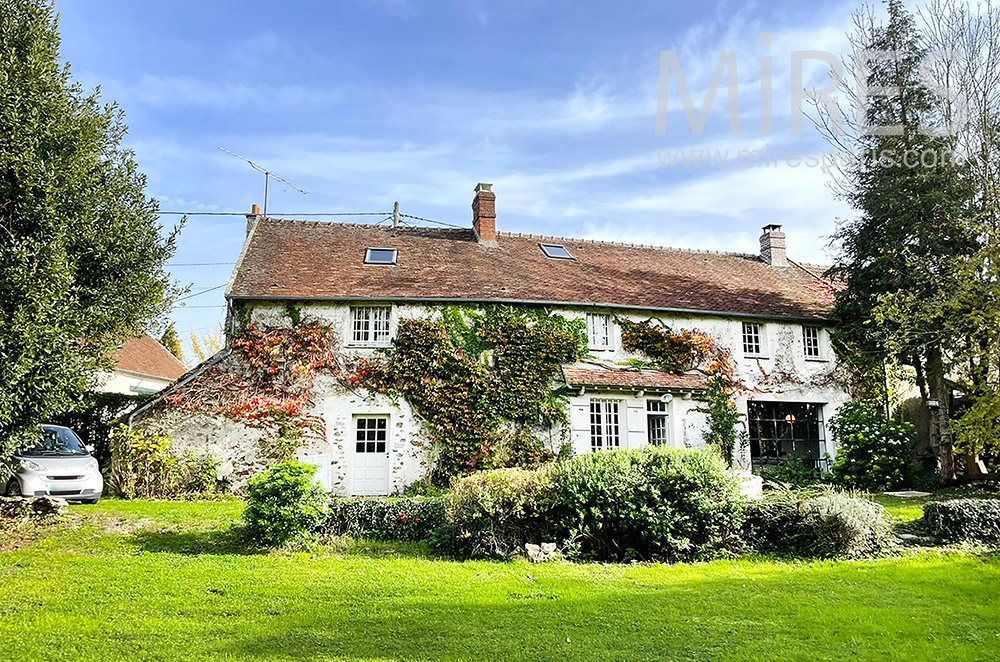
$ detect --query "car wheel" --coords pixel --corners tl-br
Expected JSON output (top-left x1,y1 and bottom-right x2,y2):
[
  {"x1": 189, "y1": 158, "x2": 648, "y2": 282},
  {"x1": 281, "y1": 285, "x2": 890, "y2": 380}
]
[{"x1": 4, "y1": 479, "x2": 21, "y2": 497}]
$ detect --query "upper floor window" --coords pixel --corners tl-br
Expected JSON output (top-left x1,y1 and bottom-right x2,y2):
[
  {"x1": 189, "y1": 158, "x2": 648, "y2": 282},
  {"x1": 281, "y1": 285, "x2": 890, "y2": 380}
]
[
  {"x1": 350, "y1": 306, "x2": 392, "y2": 346},
  {"x1": 587, "y1": 313, "x2": 612, "y2": 350},
  {"x1": 802, "y1": 326, "x2": 822, "y2": 359},
  {"x1": 589, "y1": 398, "x2": 621, "y2": 451},
  {"x1": 742, "y1": 321, "x2": 766, "y2": 357}
]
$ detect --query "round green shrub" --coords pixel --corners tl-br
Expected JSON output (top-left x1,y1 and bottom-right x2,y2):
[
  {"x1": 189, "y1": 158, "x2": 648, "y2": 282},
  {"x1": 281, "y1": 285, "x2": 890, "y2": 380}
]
[
  {"x1": 828, "y1": 401, "x2": 916, "y2": 491},
  {"x1": 243, "y1": 461, "x2": 327, "y2": 546},
  {"x1": 445, "y1": 447, "x2": 745, "y2": 561},
  {"x1": 445, "y1": 467, "x2": 555, "y2": 558},
  {"x1": 744, "y1": 488, "x2": 893, "y2": 558},
  {"x1": 545, "y1": 446, "x2": 745, "y2": 562}
]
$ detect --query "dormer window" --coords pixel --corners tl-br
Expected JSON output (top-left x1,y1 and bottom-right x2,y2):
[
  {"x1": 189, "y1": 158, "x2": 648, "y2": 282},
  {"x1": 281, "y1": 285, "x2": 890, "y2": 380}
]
[
  {"x1": 364, "y1": 248, "x2": 397, "y2": 265},
  {"x1": 539, "y1": 243, "x2": 574, "y2": 260}
]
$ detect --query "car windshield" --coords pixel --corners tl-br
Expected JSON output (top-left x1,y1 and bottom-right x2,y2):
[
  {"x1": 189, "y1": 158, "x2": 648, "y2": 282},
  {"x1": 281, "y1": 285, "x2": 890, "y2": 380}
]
[{"x1": 20, "y1": 427, "x2": 88, "y2": 457}]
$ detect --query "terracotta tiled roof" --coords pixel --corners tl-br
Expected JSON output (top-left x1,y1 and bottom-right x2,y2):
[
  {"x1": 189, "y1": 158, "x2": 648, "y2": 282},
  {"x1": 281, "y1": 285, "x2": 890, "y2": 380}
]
[
  {"x1": 562, "y1": 366, "x2": 707, "y2": 391},
  {"x1": 111, "y1": 334, "x2": 187, "y2": 381},
  {"x1": 228, "y1": 219, "x2": 835, "y2": 320}
]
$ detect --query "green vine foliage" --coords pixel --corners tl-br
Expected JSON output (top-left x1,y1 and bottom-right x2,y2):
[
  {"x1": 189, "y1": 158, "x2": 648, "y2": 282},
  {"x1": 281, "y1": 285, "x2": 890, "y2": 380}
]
[
  {"x1": 617, "y1": 318, "x2": 744, "y2": 465},
  {"x1": 353, "y1": 307, "x2": 587, "y2": 481}
]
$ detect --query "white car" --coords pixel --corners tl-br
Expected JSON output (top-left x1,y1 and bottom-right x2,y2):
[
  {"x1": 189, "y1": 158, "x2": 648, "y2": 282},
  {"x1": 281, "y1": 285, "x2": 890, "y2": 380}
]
[{"x1": 4, "y1": 425, "x2": 103, "y2": 504}]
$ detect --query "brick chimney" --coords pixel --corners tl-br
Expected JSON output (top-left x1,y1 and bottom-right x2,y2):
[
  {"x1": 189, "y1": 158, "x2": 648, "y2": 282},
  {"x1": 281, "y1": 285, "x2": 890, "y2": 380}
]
[
  {"x1": 246, "y1": 203, "x2": 261, "y2": 237},
  {"x1": 759, "y1": 224, "x2": 787, "y2": 267},
  {"x1": 472, "y1": 183, "x2": 497, "y2": 245}
]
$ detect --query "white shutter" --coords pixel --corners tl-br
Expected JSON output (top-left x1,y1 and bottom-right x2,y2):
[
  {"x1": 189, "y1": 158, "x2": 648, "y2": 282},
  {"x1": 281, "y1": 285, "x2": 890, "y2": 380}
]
[
  {"x1": 627, "y1": 401, "x2": 646, "y2": 449},
  {"x1": 569, "y1": 400, "x2": 590, "y2": 455}
]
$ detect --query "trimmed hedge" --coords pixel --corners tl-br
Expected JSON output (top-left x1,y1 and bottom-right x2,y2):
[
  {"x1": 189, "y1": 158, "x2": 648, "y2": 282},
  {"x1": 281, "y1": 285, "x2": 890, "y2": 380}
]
[
  {"x1": 324, "y1": 496, "x2": 447, "y2": 542},
  {"x1": 744, "y1": 489, "x2": 893, "y2": 558},
  {"x1": 923, "y1": 499, "x2": 1000, "y2": 544},
  {"x1": 446, "y1": 447, "x2": 746, "y2": 562}
]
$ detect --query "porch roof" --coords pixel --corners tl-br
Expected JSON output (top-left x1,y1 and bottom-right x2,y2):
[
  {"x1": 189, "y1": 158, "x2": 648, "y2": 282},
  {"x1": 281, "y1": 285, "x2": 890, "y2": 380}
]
[{"x1": 561, "y1": 365, "x2": 707, "y2": 391}]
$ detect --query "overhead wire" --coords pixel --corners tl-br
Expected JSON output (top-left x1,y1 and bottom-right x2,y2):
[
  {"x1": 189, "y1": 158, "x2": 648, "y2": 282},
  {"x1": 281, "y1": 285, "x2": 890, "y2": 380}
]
[{"x1": 175, "y1": 284, "x2": 227, "y2": 301}]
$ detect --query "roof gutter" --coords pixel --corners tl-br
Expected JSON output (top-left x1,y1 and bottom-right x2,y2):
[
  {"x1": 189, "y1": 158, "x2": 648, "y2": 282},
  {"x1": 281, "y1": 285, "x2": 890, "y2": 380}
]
[{"x1": 226, "y1": 294, "x2": 835, "y2": 325}]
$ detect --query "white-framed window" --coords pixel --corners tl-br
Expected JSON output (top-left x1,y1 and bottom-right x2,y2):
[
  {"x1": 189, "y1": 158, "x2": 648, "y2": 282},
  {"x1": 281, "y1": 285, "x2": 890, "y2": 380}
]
[
  {"x1": 354, "y1": 416, "x2": 388, "y2": 454},
  {"x1": 589, "y1": 398, "x2": 621, "y2": 451},
  {"x1": 802, "y1": 325, "x2": 822, "y2": 359},
  {"x1": 349, "y1": 306, "x2": 392, "y2": 346},
  {"x1": 647, "y1": 400, "x2": 669, "y2": 446},
  {"x1": 586, "y1": 313, "x2": 612, "y2": 350},
  {"x1": 742, "y1": 321, "x2": 766, "y2": 357}
]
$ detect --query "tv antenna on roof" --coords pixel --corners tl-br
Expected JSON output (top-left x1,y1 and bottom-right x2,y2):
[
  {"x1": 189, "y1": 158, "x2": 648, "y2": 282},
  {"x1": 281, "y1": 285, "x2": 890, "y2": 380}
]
[{"x1": 219, "y1": 147, "x2": 307, "y2": 216}]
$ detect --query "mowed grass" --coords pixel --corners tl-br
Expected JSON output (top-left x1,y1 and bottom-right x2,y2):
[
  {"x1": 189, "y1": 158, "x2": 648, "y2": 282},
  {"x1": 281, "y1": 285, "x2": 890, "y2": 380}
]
[{"x1": 1, "y1": 499, "x2": 998, "y2": 662}]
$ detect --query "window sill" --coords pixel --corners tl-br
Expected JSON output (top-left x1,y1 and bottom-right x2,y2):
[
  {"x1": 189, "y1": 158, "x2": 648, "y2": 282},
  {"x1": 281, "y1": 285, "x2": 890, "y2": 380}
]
[
  {"x1": 804, "y1": 357, "x2": 829, "y2": 363},
  {"x1": 743, "y1": 354, "x2": 769, "y2": 360},
  {"x1": 347, "y1": 343, "x2": 392, "y2": 349}
]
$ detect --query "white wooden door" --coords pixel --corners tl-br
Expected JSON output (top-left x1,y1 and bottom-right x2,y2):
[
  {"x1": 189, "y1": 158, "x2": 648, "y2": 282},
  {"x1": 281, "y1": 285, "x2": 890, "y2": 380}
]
[{"x1": 351, "y1": 416, "x2": 390, "y2": 495}]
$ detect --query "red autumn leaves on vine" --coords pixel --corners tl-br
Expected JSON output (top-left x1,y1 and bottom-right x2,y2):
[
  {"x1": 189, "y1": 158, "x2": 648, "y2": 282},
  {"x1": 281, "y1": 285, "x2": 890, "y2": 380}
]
[{"x1": 163, "y1": 323, "x2": 341, "y2": 434}]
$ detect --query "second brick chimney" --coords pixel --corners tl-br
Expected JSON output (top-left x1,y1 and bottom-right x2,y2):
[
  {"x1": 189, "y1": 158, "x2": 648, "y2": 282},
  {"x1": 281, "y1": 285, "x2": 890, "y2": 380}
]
[
  {"x1": 759, "y1": 224, "x2": 788, "y2": 267},
  {"x1": 472, "y1": 182, "x2": 497, "y2": 245}
]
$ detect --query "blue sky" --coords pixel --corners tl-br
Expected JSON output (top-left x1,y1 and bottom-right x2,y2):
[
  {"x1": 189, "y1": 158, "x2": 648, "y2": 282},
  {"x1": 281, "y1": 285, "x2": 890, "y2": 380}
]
[{"x1": 55, "y1": 0, "x2": 864, "y2": 363}]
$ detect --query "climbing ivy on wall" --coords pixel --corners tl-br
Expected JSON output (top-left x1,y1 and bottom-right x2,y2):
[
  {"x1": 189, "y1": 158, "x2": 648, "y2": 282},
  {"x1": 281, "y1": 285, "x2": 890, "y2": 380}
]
[
  {"x1": 352, "y1": 306, "x2": 587, "y2": 481},
  {"x1": 618, "y1": 318, "x2": 745, "y2": 465},
  {"x1": 163, "y1": 322, "x2": 342, "y2": 448}
]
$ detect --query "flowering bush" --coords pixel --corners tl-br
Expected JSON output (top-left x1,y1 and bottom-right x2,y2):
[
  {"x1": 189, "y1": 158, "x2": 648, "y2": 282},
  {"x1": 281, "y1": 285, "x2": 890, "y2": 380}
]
[
  {"x1": 324, "y1": 496, "x2": 447, "y2": 542},
  {"x1": 828, "y1": 401, "x2": 916, "y2": 491}
]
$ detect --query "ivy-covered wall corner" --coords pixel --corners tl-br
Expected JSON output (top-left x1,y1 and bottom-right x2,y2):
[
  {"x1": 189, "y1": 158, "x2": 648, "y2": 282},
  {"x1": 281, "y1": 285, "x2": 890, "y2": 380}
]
[{"x1": 159, "y1": 322, "x2": 343, "y2": 462}]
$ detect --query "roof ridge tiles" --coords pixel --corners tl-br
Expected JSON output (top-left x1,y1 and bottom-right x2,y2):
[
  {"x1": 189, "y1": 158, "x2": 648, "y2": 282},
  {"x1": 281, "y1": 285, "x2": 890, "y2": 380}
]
[
  {"x1": 257, "y1": 217, "x2": 756, "y2": 259},
  {"x1": 497, "y1": 230, "x2": 756, "y2": 257}
]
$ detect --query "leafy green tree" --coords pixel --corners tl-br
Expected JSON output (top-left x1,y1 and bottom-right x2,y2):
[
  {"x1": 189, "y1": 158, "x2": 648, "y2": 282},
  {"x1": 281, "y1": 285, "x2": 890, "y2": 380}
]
[
  {"x1": 0, "y1": 1, "x2": 179, "y2": 455},
  {"x1": 916, "y1": 0, "x2": 1000, "y2": 472},
  {"x1": 819, "y1": 0, "x2": 976, "y2": 481},
  {"x1": 159, "y1": 325, "x2": 184, "y2": 364}
]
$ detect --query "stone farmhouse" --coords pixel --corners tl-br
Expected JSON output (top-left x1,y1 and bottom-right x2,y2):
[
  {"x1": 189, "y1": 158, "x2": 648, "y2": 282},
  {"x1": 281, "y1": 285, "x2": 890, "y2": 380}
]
[{"x1": 131, "y1": 183, "x2": 850, "y2": 495}]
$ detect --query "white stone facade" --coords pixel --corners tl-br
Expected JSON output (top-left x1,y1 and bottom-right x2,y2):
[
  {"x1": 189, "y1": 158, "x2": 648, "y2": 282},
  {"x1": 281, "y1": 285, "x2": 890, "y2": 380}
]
[{"x1": 137, "y1": 300, "x2": 850, "y2": 494}]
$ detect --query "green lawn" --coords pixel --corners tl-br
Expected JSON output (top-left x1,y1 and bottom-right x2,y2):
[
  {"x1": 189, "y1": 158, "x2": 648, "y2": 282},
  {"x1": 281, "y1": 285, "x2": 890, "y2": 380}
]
[{"x1": 1, "y1": 499, "x2": 998, "y2": 662}]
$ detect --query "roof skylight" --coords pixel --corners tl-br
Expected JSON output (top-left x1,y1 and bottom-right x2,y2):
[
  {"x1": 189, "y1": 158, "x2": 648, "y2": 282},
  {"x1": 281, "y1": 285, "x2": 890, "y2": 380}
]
[
  {"x1": 539, "y1": 243, "x2": 574, "y2": 260},
  {"x1": 364, "y1": 247, "x2": 398, "y2": 265}
]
